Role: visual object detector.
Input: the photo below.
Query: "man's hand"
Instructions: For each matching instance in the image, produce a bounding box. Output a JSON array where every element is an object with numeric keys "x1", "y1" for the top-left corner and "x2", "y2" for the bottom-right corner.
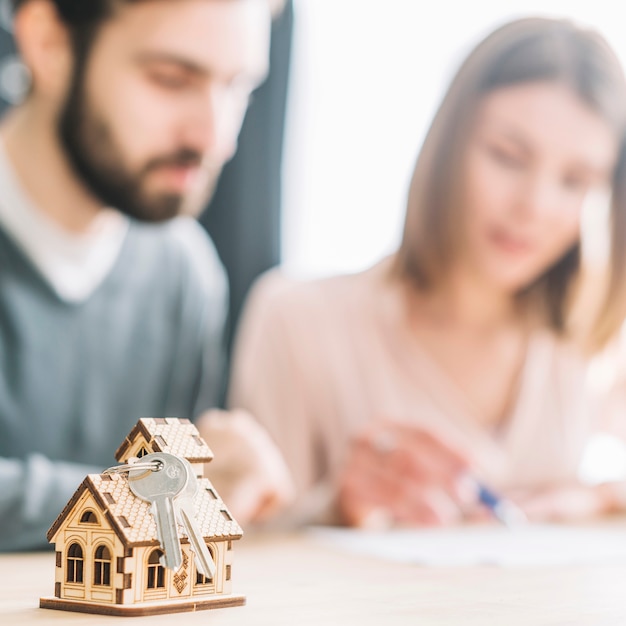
[
  {"x1": 338, "y1": 420, "x2": 474, "y2": 528},
  {"x1": 195, "y1": 409, "x2": 295, "y2": 525}
]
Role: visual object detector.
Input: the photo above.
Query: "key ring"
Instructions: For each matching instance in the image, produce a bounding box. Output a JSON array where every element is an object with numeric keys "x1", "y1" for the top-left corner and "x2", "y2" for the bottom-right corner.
[{"x1": 103, "y1": 460, "x2": 163, "y2": 477}]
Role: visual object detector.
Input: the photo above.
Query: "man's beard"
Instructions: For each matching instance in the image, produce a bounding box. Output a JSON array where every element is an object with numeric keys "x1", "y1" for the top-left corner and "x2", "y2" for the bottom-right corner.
[{"x1": 57, "y1": 67, "x2": 220, "y2": 222}]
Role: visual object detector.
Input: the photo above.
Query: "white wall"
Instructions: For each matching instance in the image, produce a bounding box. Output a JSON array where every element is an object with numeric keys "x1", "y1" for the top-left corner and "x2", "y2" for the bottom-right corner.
[{"x1": 281, "y1": 0, "x2": 626, "y2": 279}]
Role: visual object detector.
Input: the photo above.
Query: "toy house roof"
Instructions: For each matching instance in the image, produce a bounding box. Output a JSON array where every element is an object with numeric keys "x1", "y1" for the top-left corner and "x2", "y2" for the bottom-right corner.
[
  {"x1": 47, "y1": 472, "x2": 243, "y2": 546},
  {"x1": 115, "y1": 417, "x2": 214, "y2": 463}
]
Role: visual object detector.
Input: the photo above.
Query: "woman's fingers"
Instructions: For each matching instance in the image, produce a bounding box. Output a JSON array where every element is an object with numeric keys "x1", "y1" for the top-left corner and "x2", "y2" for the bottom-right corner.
[
  {"x1": 339, "y1": 421, "x2": 475, "y2": 527},
  {"x1": 513, "y1": 484, "x2": 610, "y2": 522}
]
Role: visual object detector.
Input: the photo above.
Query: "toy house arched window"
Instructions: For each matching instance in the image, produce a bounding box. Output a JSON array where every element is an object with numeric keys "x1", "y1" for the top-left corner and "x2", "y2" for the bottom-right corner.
[
  {"x1": 93, "y1": 545, "x2": 111, "y2": 586},
  {"x1": 79, "y1": 510, "x2": 97, "y2": 524},
  {"x1": 66, "y1": 543, "x2": 84, "y2": 584},
  {"x1": 195, "y1": 546, "x2": 215, "y2": 586},
  {"x1": 147, "y1": 549, "x2": 165, "y2": 589}
]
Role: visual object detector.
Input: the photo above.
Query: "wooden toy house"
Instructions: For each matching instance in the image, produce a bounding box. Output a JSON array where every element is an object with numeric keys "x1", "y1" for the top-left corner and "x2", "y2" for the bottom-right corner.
[{"x1": 39, "y1": 417, "x2": 245, "y2": 616}]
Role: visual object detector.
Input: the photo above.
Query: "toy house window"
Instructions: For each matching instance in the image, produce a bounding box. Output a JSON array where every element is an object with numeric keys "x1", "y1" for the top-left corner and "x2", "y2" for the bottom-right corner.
[
  {"x1": 136, "y1": 446, "x2": 149, "y2": 458},
  {"x1": 94, "y1": 545, "x2": 112, "y2": 586},
  {"x1": 146, "y1": 549, "x2": 165, "y2": 589},
  {"x1": 66, "y1": 543, "x2": 84, "y2": 584},
  {"x1": 195, "y1": 571, "x2": 213, "y2": 585},
  {"x1": 79, "y1": 510, "x2": 97, "y2": 524},
  {"x1": 195, "y1": 546, "x2": 215, "y2": 585}
]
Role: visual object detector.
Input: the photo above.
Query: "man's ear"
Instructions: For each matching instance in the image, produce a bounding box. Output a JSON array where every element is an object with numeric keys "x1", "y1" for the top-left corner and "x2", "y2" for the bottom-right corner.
[{"x1": 12, "y1": 0, "x2": 73, "y2": 99}]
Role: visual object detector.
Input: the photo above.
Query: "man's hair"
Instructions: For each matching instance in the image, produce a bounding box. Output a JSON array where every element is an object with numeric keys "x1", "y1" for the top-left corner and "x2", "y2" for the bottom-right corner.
[
  {"x1": 12, "y1": 0, "x2": 285, "y2": 22},
  {"x1": 12, "y1": 0, "x2": 115, "y2": 22},
  {"x1": 13, "y1": 0, "x2": 285, "y2": 76},
  {"x1": 393, "y1": 16, "x2": 626, "y2": 351}
]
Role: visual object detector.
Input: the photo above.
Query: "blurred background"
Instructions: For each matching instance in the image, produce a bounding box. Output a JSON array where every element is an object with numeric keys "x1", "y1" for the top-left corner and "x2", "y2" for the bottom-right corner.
[
  {"x1": 0, "y1": 0, "x2": 624, "y2": 334},
  {"x1": 281, "y1": 0, "x2": 626, "y2": 280},
  {"x1": 1, "y1": 0, "x2": 625, "y2": 479}
]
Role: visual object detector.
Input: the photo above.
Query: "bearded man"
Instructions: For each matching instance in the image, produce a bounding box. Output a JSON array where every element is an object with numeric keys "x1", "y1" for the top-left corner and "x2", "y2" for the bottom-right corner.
[{"x1": 0, "y1": 0, "x2": 292, "y2": 550}]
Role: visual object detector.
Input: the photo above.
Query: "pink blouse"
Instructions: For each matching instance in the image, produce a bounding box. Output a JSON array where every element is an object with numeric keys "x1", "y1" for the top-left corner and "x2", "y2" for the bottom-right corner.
[{"x1": 229, "y1": 258, "x2": 600, "y2": 516}]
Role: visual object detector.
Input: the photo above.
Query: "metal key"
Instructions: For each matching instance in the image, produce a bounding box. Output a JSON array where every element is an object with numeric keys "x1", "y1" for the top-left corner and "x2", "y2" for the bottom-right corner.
[
  {"x1": 175, "y1": 459, "x2": 216, "y2": 579},
  {"x1": 129, "y1": 452, "x2": 188, "y2": 572}
]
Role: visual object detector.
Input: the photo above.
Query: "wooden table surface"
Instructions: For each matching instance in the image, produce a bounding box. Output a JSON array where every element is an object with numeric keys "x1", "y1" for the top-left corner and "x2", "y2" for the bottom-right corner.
[{"x1": 3, "y1": 530, "x2": 626, "y2": 625}]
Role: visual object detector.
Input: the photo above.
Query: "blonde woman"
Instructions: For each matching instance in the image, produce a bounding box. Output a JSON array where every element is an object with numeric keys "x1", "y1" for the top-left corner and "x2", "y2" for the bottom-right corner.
[{"x1": 229, "y1": 17, "x2": 626, "y2": 527}]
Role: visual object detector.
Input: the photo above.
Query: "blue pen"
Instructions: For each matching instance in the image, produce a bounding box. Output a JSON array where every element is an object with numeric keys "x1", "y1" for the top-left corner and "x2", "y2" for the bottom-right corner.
[{"x1": 476, "y1": 481, "x2": 528, "y2": 528}]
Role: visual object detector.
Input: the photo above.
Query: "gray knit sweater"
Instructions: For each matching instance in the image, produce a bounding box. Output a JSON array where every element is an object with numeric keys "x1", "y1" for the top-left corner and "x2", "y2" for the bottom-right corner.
[{"x1": 0, "y1": 217, "x2": 228, "y2": 550}]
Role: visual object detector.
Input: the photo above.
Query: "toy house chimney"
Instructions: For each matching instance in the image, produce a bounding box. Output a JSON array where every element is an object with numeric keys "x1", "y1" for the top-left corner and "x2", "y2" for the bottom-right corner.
[{"x1": 114, "y1": 417, "x2": 214, "y2": 479}]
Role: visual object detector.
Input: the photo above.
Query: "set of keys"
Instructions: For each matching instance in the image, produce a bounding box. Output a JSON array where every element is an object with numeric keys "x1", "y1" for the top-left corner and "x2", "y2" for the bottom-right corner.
[{"x1": 105, "y1": 452, "x2": 216, "y2": 578}]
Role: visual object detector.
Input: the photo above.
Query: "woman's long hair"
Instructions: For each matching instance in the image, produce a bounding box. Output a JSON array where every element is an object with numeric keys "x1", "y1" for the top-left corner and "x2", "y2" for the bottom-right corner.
[{"x1": 394, "y1": 17, "x2": 626, "y2": 351}]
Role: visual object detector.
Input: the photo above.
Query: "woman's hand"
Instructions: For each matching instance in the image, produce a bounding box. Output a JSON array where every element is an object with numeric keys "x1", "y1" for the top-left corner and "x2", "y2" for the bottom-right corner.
[
  {"x1": 338, "y1": 420, "x2": 474, "y2": 528},
  {"x1": 195, "y1": 409, "x2": 296, "y2": 525},
  {"x1": 507, "y1": 482, "x2": 622, "y2": 522}
]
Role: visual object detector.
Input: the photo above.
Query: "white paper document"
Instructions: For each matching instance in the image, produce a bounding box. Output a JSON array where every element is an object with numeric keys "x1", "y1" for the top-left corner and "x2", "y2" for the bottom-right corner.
[{"x1": 310, "y1": 524, "x2": 626, "y2": 567}]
